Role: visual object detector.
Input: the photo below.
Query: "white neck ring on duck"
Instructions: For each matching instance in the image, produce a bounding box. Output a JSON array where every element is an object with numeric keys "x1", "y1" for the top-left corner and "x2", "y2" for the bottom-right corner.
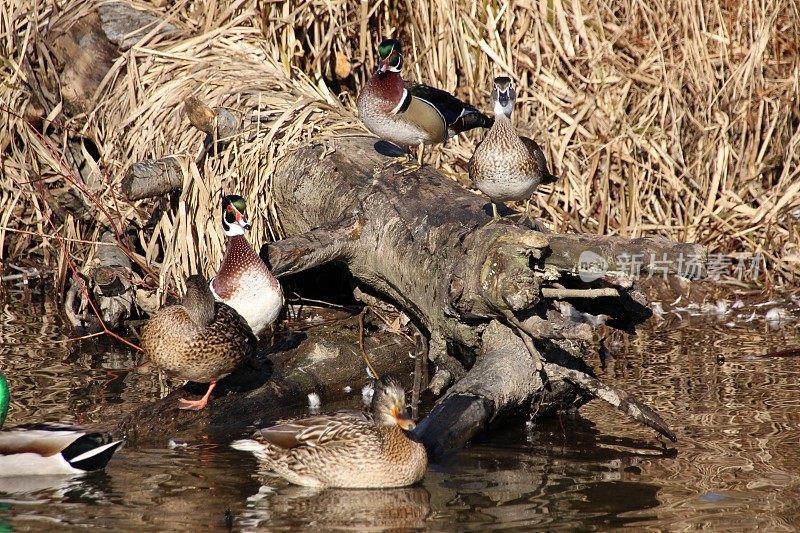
[{"x1": 223, "y1": 222, "x2": 246, "y2": 237}]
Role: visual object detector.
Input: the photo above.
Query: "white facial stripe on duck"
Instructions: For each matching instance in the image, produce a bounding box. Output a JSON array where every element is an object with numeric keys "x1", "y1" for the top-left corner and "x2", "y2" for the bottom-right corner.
[
  {"x1": 222, "y1": 195, "x2": 250, "y2": 237},
  {"x1": 377, "y1": 39, "x2": 403, "y2": 74}
]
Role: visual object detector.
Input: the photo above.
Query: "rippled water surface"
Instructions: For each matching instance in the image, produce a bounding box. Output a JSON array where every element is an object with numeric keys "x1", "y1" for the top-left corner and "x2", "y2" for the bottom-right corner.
[{"x1": 1, "y1": 287, "x2": 800, "y2": 531}]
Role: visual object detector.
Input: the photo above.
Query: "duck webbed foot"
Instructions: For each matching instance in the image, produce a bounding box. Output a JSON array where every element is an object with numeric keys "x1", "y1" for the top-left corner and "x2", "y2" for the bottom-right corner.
[{"x1": 178, "y1": 380, "x2": 217, "y2": 410}]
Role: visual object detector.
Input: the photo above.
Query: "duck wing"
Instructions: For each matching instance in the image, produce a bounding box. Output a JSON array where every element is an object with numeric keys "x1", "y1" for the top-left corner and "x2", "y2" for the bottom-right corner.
[
  {"x1": 405, "y1": 82, "x2": 493, "y2": 133},
  {"x1": 256, "y1": 411, "x2": 371, "y2": 450},
  {"x1": 521, "y1": 136, "x2": 558, "y2": 184},
  {"x1": 0, "y1": 423, "x2": 123, "y2": 475},
  {"x1": 0, "y1": 423, "x2": 86, "y2": 456}
]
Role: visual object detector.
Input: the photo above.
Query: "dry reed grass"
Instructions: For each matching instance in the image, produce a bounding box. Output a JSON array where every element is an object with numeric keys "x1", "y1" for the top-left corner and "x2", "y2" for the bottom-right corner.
[{"x1": 0, "y1": 0, "x2": 798, "y2": 305}]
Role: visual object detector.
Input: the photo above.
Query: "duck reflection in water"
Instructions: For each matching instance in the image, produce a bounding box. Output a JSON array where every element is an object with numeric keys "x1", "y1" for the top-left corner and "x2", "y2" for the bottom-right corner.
[{"x1": 239, "y1": 484, "x2": 431, "y2": 530}]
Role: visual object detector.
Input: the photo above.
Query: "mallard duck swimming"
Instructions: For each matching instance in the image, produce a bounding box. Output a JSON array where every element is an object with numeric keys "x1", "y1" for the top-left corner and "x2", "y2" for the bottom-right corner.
[
  {"x1": 141, "y1": 274, "x2": 257, "y2": 410},
  {"x1": 210, "y1": 195, "x2": 283, "y2": 338},
  {"x1": 231, "y1": 374, "x2": 427, "y2": 488},
  {"x1": 0, "y1": 373, "x2": 123, "y2": 476}
]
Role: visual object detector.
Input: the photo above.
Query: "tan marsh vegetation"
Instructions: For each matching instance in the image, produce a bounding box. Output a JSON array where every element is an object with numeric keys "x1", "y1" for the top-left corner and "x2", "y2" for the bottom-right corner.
[{"x1": 0, "y1": 0, "x2": 798, "y2": 301}]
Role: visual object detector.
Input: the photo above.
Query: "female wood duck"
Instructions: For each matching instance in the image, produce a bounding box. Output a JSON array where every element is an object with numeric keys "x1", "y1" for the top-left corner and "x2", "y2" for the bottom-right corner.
[
  {"x1": 141, "y1": 274, "x2": 256, "y2": 410},
  {"x1": 210, "y1": 195, "x2": 283, "y2": 338},
  {"x1": 357, "y1": 38, "x2": 493, "y2": 152},
  {"x1": 469, "y1": 76, "x2": 557, "y2": 219},
  {"x1": 0, "y1": 373, "x2": 123, "y2": 476},
  {"x1": 231, "y1": 374, "x2": 427, "y2": 488}
]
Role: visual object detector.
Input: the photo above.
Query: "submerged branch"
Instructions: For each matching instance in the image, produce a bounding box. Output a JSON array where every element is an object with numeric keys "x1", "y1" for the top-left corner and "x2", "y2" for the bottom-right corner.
[{"x1": 544, "y1": 362, "x2": 678, "y2": 442}]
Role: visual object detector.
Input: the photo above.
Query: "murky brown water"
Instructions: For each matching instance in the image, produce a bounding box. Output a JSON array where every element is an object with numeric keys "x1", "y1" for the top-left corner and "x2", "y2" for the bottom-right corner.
[{"x1": 1, "y1": 286, "x2": 799, "y2": 531}]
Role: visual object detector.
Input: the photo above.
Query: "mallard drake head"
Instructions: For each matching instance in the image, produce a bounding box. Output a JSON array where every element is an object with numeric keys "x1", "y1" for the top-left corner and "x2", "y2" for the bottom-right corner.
[
  {"x1": 491, "y1": 76, "x2": 516, "y2": 118},
  {"x1": 376, "y1": 39, "x2": 403, "y2": 75},
  {"x1": 221, "y1": 195, "x2": 251, "y2": 237},
  {"x1": 372, "y1": 374, "x2": 415, "y2": 430},
  {"x1": 0, "y1": 373, "x2": 9, "y2": 428}
]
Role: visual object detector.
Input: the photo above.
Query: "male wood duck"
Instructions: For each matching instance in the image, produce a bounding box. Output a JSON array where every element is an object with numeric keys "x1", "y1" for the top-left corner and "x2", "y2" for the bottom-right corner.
[
  {"x1": 357, "y1": 38, "x2": 493, "y2": 157},
  {"x1": 0, "y1": 373, "x2": 123, "y2": 476},
  {"x1": 469, "y1": 76, "x2": 557, "y2": 219},
  {"x1": 141, "y1": 274, "x2": 256, "y2": 410},
  {"x1": 210, "y1": 195, "x2": 283, "y2": 338},
  {"x1": 232, "y1": 374, "x2": 427, "y2": 488}
]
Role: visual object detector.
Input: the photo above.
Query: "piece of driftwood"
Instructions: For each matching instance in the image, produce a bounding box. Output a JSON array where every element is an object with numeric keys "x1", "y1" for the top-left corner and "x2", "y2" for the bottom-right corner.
[
  {"x1": 63, "y1": 230, "x2": 136, "y2": 332},
  {"x1": 120, "y1": 157, "x2": 183, "y2": 201},
  {"x1": 92, "y1": 230, "x2": 136, "y2": 328},
  {"x1": 251, "y1": 136, "x2": 692, "y2": 452}
]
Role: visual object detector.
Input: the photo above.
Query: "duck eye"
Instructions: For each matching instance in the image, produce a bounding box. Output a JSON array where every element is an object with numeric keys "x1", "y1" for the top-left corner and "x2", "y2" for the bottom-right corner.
[{"x1": 226, "y1": 204, "x2": 233, "y2": 213}]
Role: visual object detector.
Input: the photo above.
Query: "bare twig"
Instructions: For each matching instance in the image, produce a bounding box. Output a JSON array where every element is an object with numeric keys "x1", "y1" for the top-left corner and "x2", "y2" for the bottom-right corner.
[
  {"x1": 543, "y1": 363, "x2": 678, "y2": 442},
  {"x1": 358, "y1": 308, "x2": 381, "y2": 379},
  {"x1": 541, "y1": 287, "x2": 620, "y2": 299}
]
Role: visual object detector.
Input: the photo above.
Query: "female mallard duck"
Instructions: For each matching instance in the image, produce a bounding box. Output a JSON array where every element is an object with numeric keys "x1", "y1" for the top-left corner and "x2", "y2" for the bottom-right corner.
[
  {"x1": 141, "y1": 274, "x2": 256, "y2": 410},
  {"x1": 357, "y1": 38, "x2": 492, "y2": 152},
  {"x1": 210, "y1": 194, "x2": 283, "y2": 338},
  {"x1": 469, "y1": 76, "x2": 557, "y2": 219},
  {"x1": 231, "y1": 374, "x2": 427, "y2": 488},
  {"x1": 0, "y1": 373, "x2": 123, "y2": 476}
]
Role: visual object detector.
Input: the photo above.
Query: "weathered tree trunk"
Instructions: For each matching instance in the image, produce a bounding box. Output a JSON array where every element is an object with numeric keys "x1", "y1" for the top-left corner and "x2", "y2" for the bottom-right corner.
[{"x1": 257, "y1": 136, "x2": 687, "y2": 452}]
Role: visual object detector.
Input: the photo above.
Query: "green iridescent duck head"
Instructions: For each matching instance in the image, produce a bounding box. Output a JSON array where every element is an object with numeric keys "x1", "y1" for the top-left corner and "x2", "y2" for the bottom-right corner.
[
  {"x1": 221, "y1": 194, "x2": 251, "y2": 237},
  {"x1": 376, "y1": 39, "x2": 403, "y2": 75},
  {"x1": 0, "y1": 373, "x2": 9, "y2": 428}
]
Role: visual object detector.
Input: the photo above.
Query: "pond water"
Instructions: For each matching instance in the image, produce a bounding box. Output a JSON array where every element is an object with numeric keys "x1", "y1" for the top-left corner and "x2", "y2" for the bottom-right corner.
[{"x1": 1, "y1": 286, "x2": 799, "y2": 530}]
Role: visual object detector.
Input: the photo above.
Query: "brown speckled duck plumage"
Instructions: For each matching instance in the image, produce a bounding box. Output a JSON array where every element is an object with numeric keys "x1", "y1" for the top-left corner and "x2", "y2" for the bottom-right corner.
[
  {"x1": 141, "y1": 274, "x2": 256, "y2": 410},
  {"x1": 232, "y1": 374, "x2": 427, "y2": 488},
  {"x1": 469, "y1": 76, "x2": 557, "y2": 218}
]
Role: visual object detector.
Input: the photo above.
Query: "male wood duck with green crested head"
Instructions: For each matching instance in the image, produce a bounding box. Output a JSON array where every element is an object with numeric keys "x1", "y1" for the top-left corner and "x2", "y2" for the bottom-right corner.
[
  {"x1": 231, "y1": 374, "x2": 427, "y2": 488},
  {"x1": 357, "y1": 38, "x2": 493, "y2": 151},
  {"x1": 0, "y1": 373, "x2": 123, "y2": 476},
  {"x1": 469, "y1": 76, "x2": 557, "y2": 219},
  {"x1": 210, "y1": 194, "x2": 283, "y2": 338},
  {"x1": 141, "y1": 274, "x2": 256, "y2": 410}
]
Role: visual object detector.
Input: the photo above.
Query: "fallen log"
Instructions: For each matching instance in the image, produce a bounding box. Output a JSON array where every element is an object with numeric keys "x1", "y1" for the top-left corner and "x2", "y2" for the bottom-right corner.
[{"x1": 259, "y1": 135, "x2": 687, "y2": 451}]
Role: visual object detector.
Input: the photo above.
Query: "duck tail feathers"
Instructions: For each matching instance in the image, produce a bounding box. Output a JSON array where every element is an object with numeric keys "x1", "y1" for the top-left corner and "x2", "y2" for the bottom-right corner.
[
  {"x1": 64, "y1": 435, "x2": 123, "y2": 472},
  {"x1": 454, "y1": 111, "x2": 493, "y2": 132}
]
